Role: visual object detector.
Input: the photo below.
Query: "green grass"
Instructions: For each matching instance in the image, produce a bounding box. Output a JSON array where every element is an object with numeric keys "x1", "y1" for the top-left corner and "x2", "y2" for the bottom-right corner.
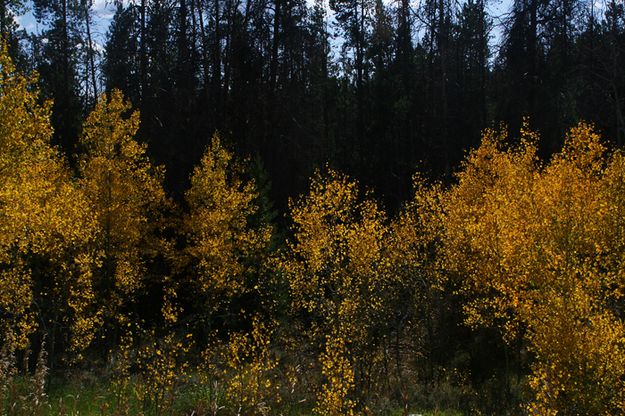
[
  {"x1": 46, "y1": 378, "x2": 133, "y2": 416},
  {"x1": 1, "y1": 374, "x2": 466, "y2": 416}
]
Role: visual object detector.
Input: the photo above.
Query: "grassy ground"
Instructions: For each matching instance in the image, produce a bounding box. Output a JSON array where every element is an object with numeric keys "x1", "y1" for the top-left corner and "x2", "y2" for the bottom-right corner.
[
  {"x1": 4, "y1": 373, "x2": 463, "y2": 416},
  {"x1": 44, "y1": 379, "x2": 462, "y2": 415}
]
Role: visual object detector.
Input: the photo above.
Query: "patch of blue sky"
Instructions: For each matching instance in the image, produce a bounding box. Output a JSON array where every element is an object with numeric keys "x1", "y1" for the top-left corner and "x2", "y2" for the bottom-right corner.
[
  {"x1": 15, "y1": 0, "x2": 513, "y2": 42},
  {"x1": 15, "y1": 0, "x2": 118, "y2": 42},
  {"x1": 14, "y1": 0, "x2": 614, "y2": 51},
  {"x1": 12, "y1": 0, "x2": 536, "y2": 71}
]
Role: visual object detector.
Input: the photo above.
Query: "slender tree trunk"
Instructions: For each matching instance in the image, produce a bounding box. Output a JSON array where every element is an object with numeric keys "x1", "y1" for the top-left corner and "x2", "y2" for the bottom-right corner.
[
  {"x1": 85, "y1": 1, "x2": 98, "y2": 104},
  {"x1": 528, "y1": 0, "x2": 538, "y2": 116},
  {"x1": 177, "y1": 0, "x2": 189, "y2": 75},
  {"x1": 62, "y1": 0, "x2": 69, "y2": 96},
  {"x1": 322, "y1": 16, "x2": 330, "y2": 154},
  {"x1": 438, "y1": 0, "x2": 449, "y2": 172},
  {"x1": 222, "y1": 0, "x2": 233, "y2": 119},
  {"x1": 269, "y1": 0, "x2": 280, "y2": 93},
  {"x1": 267, "y1": 0, "x2": 281, "y2": 152},
  {"x1": 355, "y1": 0, "x2": 364, "y2": 153},
  {"x1": 0, "y1": 0, "x2": 6, "y2": 40},
  {"x1": 196, "y1": 0, "x2": 211, "y2": 89},
  {"x1": 478, "y1": 0, "x2": 486, "y2": 127},
  {"x1": 609, "y1": 3, "x2": 625, "y2": 146},
  {"x1": 212, "y1": 0, "x2": 222, "y2": 127},
  {"x1": 190, "y1": 0, "x2": 198, "y2": 66},
  {"x1": 140, "y1": 0, "x2": 148, "y2": 102}
]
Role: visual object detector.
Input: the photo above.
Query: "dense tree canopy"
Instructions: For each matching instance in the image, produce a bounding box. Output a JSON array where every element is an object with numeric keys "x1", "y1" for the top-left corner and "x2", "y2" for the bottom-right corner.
[
  {"x1": 0, "y1": 0, "x2": 625, "y2": 412},
  {"x1": 5, "y1": 0, "x2": 622, "y2": 209}
]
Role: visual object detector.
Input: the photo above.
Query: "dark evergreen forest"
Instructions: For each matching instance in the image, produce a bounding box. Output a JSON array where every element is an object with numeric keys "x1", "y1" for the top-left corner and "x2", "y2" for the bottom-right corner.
[{"x1": 2, "y1": 0, "x2": 624, "y2": 209}]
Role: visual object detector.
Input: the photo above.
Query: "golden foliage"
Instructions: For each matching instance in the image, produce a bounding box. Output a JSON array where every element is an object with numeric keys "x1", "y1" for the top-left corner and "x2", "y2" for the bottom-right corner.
[
  {"x1": 135, "y1": 330, "x2": 193, "y2": 413},
  {"x1": 109, "y1": 321, "x2": 193, "y2": 415},
  {"x1": 183, "y1": 134, "x2": 271, "y2": 309},
  {"x1": 2, "y1": 44, "x2": 624, "y2": 414},
  {"x1": 78, "y1": 90, "x2": 169, "y2": 335},
  {"x1": 315, "y1": 334, "x2": 355, "y2": 416},
  {"x1": 440, "y1": 121, "x2": 625, "y2": 414},
  {"x1": 278, "y1": 168, "x2": 390, "y2": 414},
  {"x1": 219, "y1": 316, "x2": 279, "y2": 415},
  {"x1": 181, "y1": 136, "x2": 278, "y2": 413},
  {"x1": 0, "y1": 45, "x2": 99, "y2": 352}
]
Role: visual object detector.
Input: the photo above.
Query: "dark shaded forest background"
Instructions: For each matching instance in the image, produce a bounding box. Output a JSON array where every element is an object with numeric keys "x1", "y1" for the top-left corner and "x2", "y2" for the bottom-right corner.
[{"x1": 1, "y1": 0, "x2": 624, "y2": 210}]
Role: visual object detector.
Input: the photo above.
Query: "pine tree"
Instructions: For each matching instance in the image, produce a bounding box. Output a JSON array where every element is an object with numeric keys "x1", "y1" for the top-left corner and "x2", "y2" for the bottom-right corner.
[{"x1": 33, "y1": 0, "x2": 84, "y2": 155}]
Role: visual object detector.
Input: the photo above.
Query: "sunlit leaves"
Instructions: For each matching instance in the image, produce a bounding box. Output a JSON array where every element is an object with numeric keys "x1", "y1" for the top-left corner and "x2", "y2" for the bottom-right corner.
[
  {"x1": 440, "y1": 121, "x2": 625, "y2": 414},
  {"x1": 78, "y1": 89, "x2": 170, "y2": 343},
  {"x1": 278, "y1": 168, "x2": 390, "y2": 414},
  {"x1": 182, "y1": 134, "x2": 271, "y2": 311},
  {"x1": 2, "y1": 41, "x2": 625, "y2": 414},
  {"x1": 0, "y1": 45, "x2": 99, "y2": 352}
]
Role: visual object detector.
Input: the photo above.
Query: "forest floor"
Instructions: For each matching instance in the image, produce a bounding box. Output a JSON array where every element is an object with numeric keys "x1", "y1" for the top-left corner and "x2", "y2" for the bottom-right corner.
[{"x1": 36, "y1": 375, "x2": 463, "y2": 416}]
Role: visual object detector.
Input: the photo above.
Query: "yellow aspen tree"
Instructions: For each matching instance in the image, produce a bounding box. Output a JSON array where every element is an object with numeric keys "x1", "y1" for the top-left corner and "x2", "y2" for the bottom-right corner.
[
  {"x1": 440, "y1": 121, "x2": 625, "y2": 414},
  {"x1": 182, "y1": 134, "x2": 272, "y2": 316},
  {"x1": 278, "y1": 168, "x2": 390, "y2": 415},
  {"x1": 219, "y1": 315, "x2": 280, "y2": 415},
  {"x1": 442, "y1": 123, "x2": 539, "y2": 338},
  {"x1": 385, "y1": 175, "x2": 445, "y2": 399},
  {"x1": 0, "y1": 45, "x2": 99, "y2": 354},
  {"x1": 78, "y1": 90, "x2": 170, "y2": 340},
  {"x1": 523, "y1": 123, "x2": 625, "y2": 414},
  {"x1": 182, "y1": 135, "x2": 277, "y2": 416}
]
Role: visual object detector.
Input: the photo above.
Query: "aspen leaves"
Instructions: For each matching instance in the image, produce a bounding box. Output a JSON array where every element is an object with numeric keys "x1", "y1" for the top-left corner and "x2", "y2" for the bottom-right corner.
[
  {"x1": 0, "y1": 45, "x2": 99, "y2": 352},
  {"x1": 439, "y1": 121, "x2": 625, "y2": 414},
  {"x1": 2, "y1": 43, "x2": 625, "y2": 415},
  {"x1": 278, "y1": 169, "x2": 389, "y2": 415},
  {"x1": 183, "y1": 135, "x2": 272, "y2": 310},
  {"x1": 78, "y1": 89, "x2": 169, "y2": 333},
  {"x1": 0, "y1": 47, "x2": 169, "y2": 354}
]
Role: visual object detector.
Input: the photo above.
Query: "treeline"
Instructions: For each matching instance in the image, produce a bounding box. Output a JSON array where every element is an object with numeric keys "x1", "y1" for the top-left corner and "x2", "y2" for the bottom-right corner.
[
  {"x1": 0, "y1": 0, "x2": 624, "y2": 207},
  {"x1": 1, "y1": 47, "x2": 625, "y2": 415}
]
